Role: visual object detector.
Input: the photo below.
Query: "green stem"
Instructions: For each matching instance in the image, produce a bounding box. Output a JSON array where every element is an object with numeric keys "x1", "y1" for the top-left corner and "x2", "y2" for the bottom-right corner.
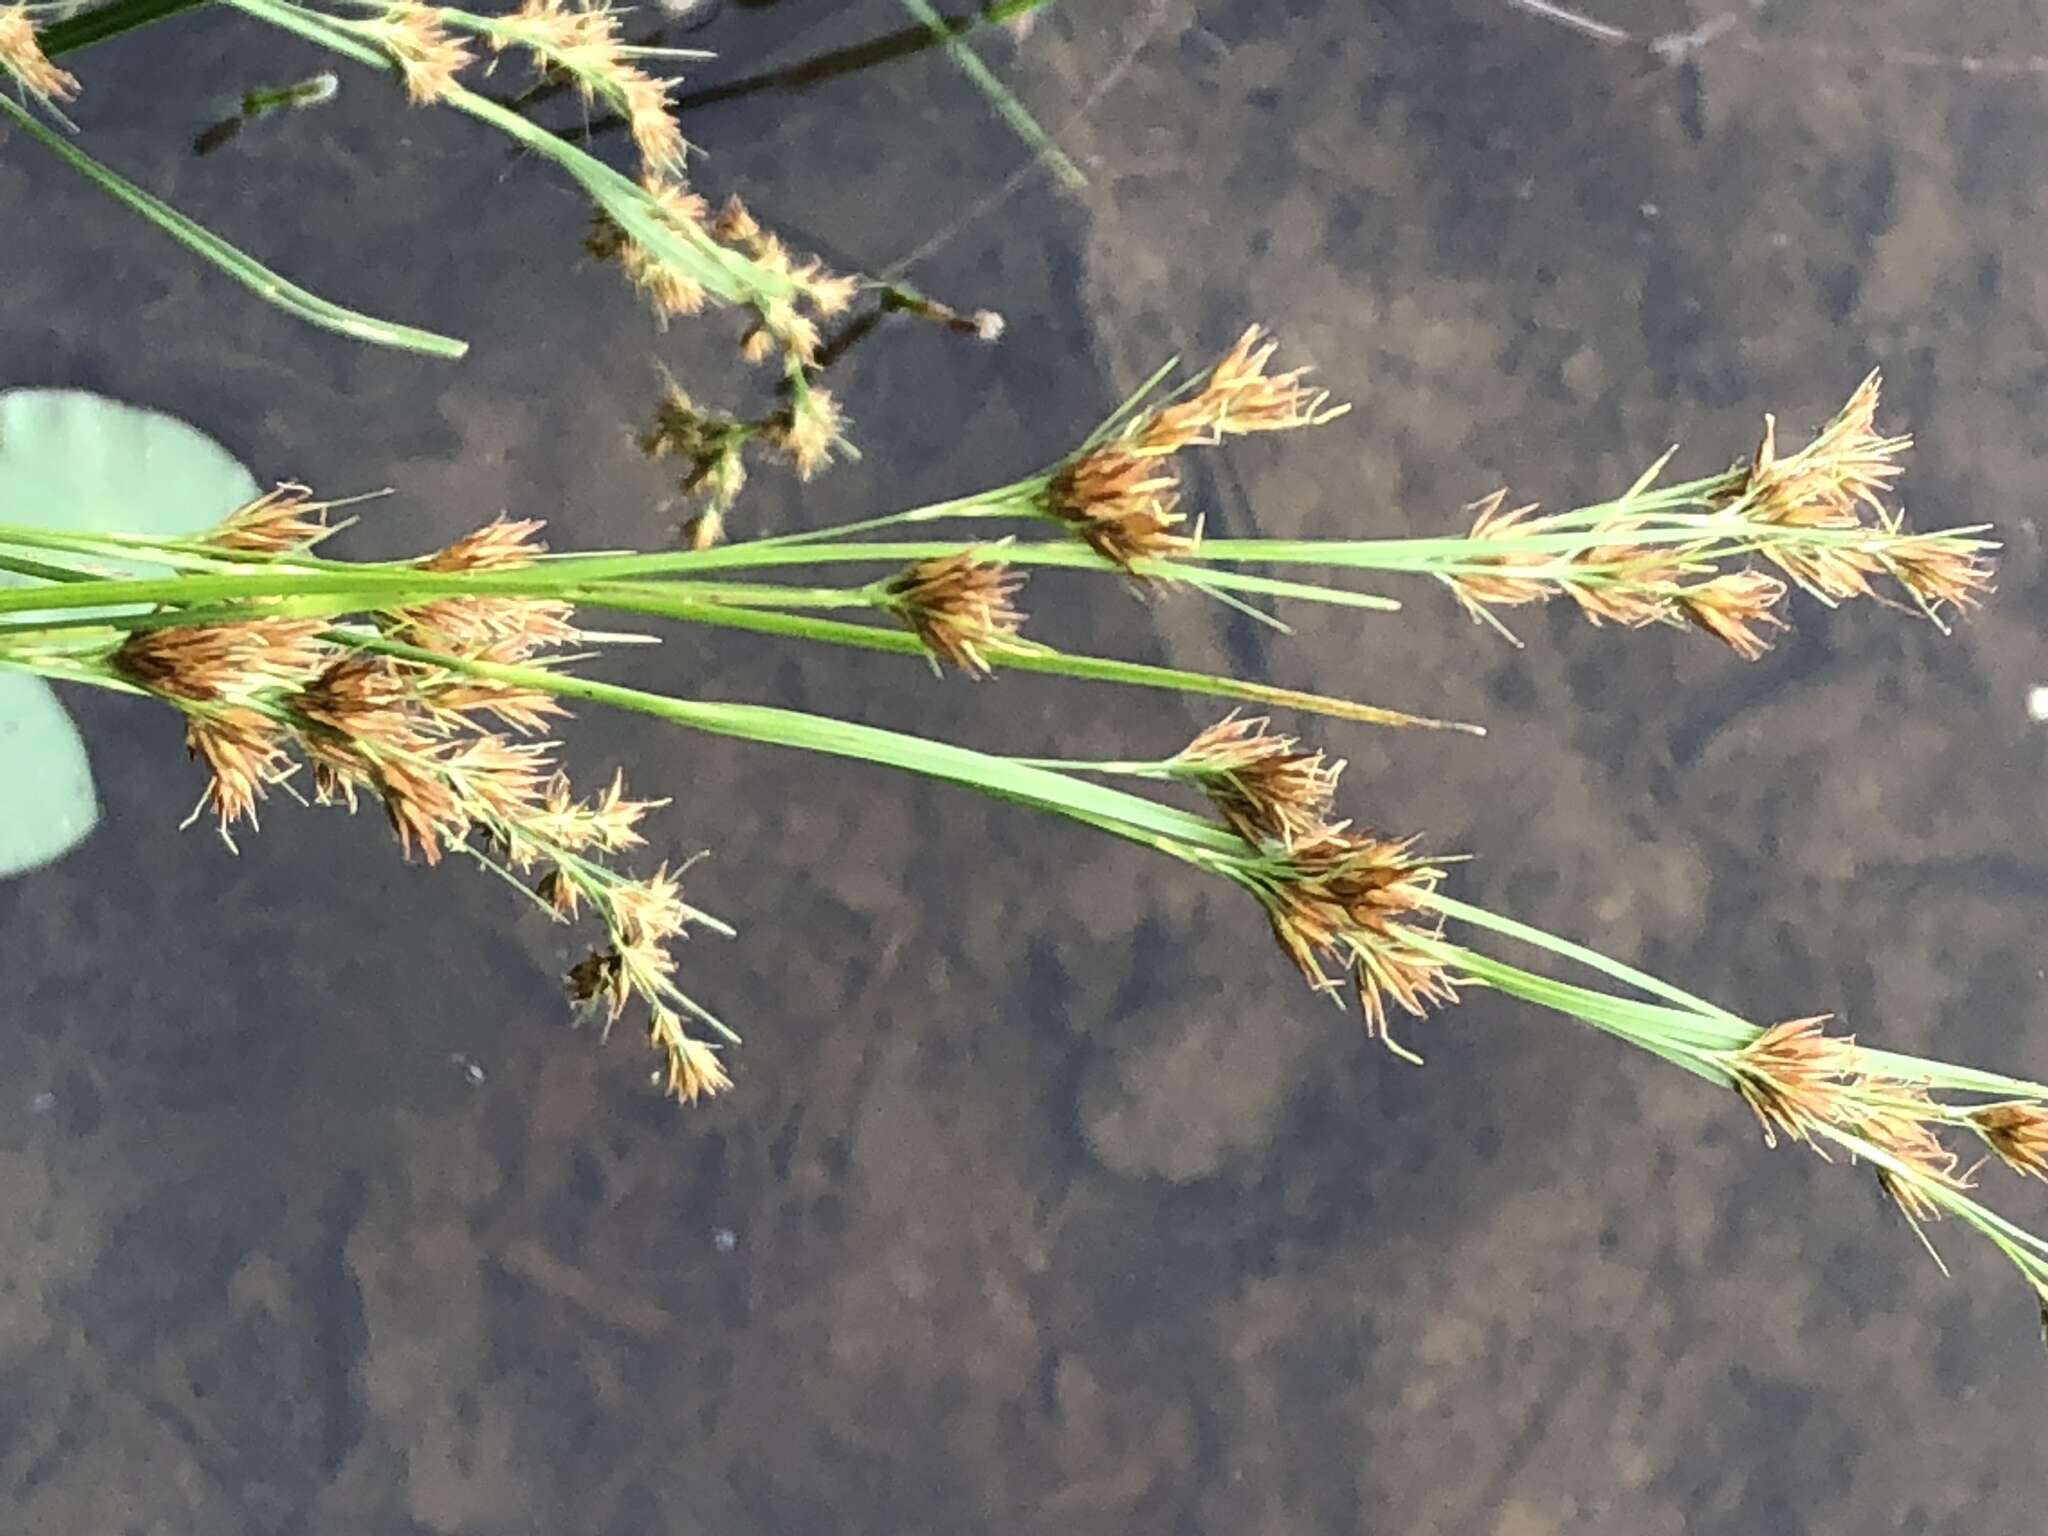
[
  {"x1": 1432, "y1": 942, "x2": 1733, "y2": 1081},
  {"x1": 352, "y1": 636, "x2": 1249, "y2": 857},
  {"x1": 0, "y1": 94, "x2": 467, "y2": 358},
  {"x1": 38, "y1": 0, "x2": 215, "y2": 56},
  {"x1": 602, "y1": 594, "x2": 1477, "y2": 731},
  {"x1": 1430, "y1": 893, "x2": 1755, "y2": 1036}
]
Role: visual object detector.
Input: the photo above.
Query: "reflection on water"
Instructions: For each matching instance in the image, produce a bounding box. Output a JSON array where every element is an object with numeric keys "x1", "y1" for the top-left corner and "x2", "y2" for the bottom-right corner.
[{"x1": 7, "y1": 0, "x2": 2048, "y2": 1530}]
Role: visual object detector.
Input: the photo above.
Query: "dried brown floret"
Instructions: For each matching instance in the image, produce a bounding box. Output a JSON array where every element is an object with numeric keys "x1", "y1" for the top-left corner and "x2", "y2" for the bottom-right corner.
[{"x1": 884, "y1": 551, "x2": 1027, "y2": 677}]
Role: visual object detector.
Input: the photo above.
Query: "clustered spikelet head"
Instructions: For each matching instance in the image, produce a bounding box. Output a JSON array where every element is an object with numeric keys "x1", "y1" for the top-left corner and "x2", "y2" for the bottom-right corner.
[
  {"x1": 1735, "y1": 372, "x2": 1907, "y2": 531},
  {"x1": 1446, "y1": 490, "x2": 1685, "y2": 631},
  {"x1": 1252, "y1": 830, "x2": 1457, "y2": 1060},
  {"x1": 768, "y1": 386, "x2": 845, "y2": 480},
  {"x1": 386, "y1": 515, "x2": 581, "y2": 654},
  {"x1": 586, "y1": 180, "x2": 713, "y2": 323},
  {"x1": 1169, "y1": 714, "x2": 1343, "y2": 848},
  {"x1": 585, "y1": 181, "x2": 857, "y2": 355},
  {"x1": 1173, "y1": 714, "x2": 1453, "y2": 1058},
  {"x1": 483, "y1": 0, "x2": 687, "y2": 176},
  {"x1": 360, "y1": 2, "x2": 473, "y2": 105},
  {"x1": 1971, "y1": 1102, "x2": 2048, "y2": 1181},
  {"x1": 0, "y1": 6, "x2": 79, "y2": 105},
  {"x1": 97, "y1": 508, "x2": 730, "y2": 1103},
  {"x1": 205, "y1": 484, "x2": 341, "y2": 556},
  {"x1": 637, "y1": 382, "x2": 750, "y2": 527},
  {"x1": 1446, "y1": 374, "x2": 1994, "y2": 655},
  {"x1": 1726, "y1": 1015, "x2": 1865, "y2": 1148},
  {"x1": 883, "y1": 550, "x2": 1026, "y2": 677},
  {"x1": 1049, "y1": 328, "x2": 1346, "y2": 574},
  {"x1": 1674, "y1": 570, "x2": 1789, "y2": 661},
  {"x1": 1723, "y1": 1017, "x2": 1979, "y2": 1238},
  {"x1": 563, "y1": 856, "x2": 733, "y2": 1104}
]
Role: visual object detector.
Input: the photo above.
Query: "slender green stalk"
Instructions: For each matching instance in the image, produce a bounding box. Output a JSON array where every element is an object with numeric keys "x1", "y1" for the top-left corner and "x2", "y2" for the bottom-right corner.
[
  {"x1": 215, "y1": 0, "x2": 798, "y2": 309},
  {"x1": 0, "y1": 94, "x2": 467, "y2": 358},
  {"x1": 37, "y1": 0, "x2": 214, "y2": 57},
  {"x1": 595, "y1": 593, "x2": 1477, "y2": 731},
  {"x1": 893, "y1": 0, "x2": 1084, "y2": 190},
  {"x1": 352, "y1": 635, "x2": 1249, "y2": 857}
]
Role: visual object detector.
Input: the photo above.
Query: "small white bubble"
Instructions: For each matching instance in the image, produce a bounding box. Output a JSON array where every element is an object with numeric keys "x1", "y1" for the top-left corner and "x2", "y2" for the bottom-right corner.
[
  {"x1": 30, "y1": 1091, "x2": 55, "y2": 1114},
  {"x1": 2027, "y1": 686, "x2": 2048, "y2": 723},
  {"x1": 712, "y1": 1227, "x2": 738, "y2": 1254}
]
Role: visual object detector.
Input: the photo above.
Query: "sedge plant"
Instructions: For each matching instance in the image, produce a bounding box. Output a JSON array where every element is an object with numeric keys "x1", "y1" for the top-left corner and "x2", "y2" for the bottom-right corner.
[{"x1": 6, "y1": 6, "x2": 2048, "y2": 1348}]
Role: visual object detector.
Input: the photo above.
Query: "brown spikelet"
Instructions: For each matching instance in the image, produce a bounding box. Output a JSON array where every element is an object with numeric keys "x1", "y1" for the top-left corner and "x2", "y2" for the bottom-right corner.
[
  {"x1": 207, "y1": 484, "x2": 337, "y2": 555},
  {"x1": 620, "y1": 71, "x2": 684, "y2": 177},
  {"x1": 884, "y1": 551, "x2": 1027, "y2": 676},
  {"x1": 568, "y1": 947, "x2": 631, "y2": 1025},
  {"x1": 1880, "y1": 518, "x2": 1997, "y2": 618},
  {"x1": 1676, "y1": 570, "x2": 1789, "y2": 660},
  {"x1": 771, "y1": 388, "x2": 843, "y2": 480},
  {"x1": 417, "y1": 515, "x2": 548, "y2": 572},
  {"x1": 420, "y1": 656, "x2": 569, "y2": 735},
  {"x1": 364, "y1": 2, "x2": 473, "y2": 104},
  {"x1": 371, "y1": 748, "x2": 469, "y2": 865},
  {"x1": 1171, "y1": 714, "x2": 1342, "y2": 848},
  {"x1": 113, "y1": 619, "x2": 332, "y2": 703},
  {"x1": 647, "y1": 1009, "x2": 731, "y2": 1103},
  {"x1": 0, "y1": 6, "x2": 79, "y2": 104},
  {"x1": 185, "y1": 707, "x2": 296, "y2": 831},
  {"x1": 1139, "y1": 326, "x2": 1346, "y2": 450},
  {"x1": 292, "y1": 654, "x2": 421, "y2": 752},
  {"x1": 1736, "y1": 372, "x2": 1910, "y2": 529},
  {"x1": 388, "y1": 596, "x2": 580, "y2": 658},
  {"x1": 1726, "y1": 1016, "x2": 1859, "y2": 1148},
  {"x1": 1252, "y1": 829, "x2": 1457, "y2": 1060},
  {"x1": 536, "y1": 867, "x2": 582, "y2": 920},
  {"x1": 1971, "y1": 1102, "x2": 2048, "y2": 1181}
]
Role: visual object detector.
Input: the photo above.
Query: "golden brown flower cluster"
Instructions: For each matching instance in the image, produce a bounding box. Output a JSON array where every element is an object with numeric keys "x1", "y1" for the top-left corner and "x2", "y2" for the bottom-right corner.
[
  {"x1": 359, "y1": 2, "x2": 474, "y2": 105},
  {"x1": 713, "y1": 194, "x2": 861, "y2": 366},
  {"x1": 207, "y1": 484, "x2": 346, "y2": 555},
  {"x1": 1726, "y1": 372, "x2": 1994, "y2": 617},
  {"x1": 1048, "y1": 328, "x2": 1348, "y2": 573},
  {"x1": 1177, "y1": 716, "x2": 1455, "y2": 1059},
  {"x1": 587, "y1": 183, "x2": 858, "y2": 377},
  {"x1": 638, "y1": 382, "x2": 749, "y2": 542},
  {"x1": 883, "y1": 550, "x2": 1027, "y2": 676},
  {"x1": 1254, "y1": 831, "x2": 1457, "y2": 1061},
  {"x1": 1447, "y1": 374, "x2": 1994, "y2": 656},
  {"x1": 0, "y1": 5, "x2": 78, "y2": 105},
  {"x1": 105, "y1": 491, "x2": 731, "y2": 1103},
  {"x1": 1723, "y1": 1016, "x2": 1989, "y2": 1231},
  {"x1": 484, "y1": 0, "x2": 684, "y2": 175},
  {"x1": 584, "y1": 179, "x2": 717, "y2": 323},
  {"x1": 1168, "y1": 713, "x2": 1343, "y2": 848},
  {"x1": 1450, "y1": 490, "x2": 1796, "y2": 655},
  {"x1": 635, "y1": 374, "x2": 846, "y2": 544},
  {"x1": 1970, "y1": 1101, "x2": 2048, "y2": 1182}
]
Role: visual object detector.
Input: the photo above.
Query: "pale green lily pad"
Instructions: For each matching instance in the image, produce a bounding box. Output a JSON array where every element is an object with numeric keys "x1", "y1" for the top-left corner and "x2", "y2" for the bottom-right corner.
[{"x1": 0, "y1": 390, "x2": 259, "y2": 878}]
